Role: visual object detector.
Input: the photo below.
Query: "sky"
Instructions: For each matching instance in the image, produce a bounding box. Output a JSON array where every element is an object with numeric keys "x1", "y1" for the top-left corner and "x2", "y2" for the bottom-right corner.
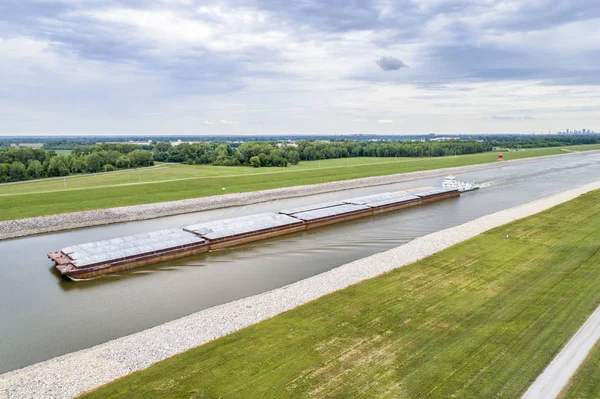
[{"x1": 1, "y1": 0, "x2": 599, "y2": 135}]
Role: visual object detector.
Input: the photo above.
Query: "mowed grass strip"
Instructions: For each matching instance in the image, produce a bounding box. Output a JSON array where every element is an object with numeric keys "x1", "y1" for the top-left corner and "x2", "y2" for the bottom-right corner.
[
  {"x1": 0, "y1": 146, "x2": 594, "y2": 221},
  {"x1": 0, "y1": 157, "x2": 453, "y2": 196},
  {"x1": 558, "y1": 338, "x2": 600, "y2": 398},
  {"x1": 81, "y1": 190, "x2": 600, "y2": 399}
]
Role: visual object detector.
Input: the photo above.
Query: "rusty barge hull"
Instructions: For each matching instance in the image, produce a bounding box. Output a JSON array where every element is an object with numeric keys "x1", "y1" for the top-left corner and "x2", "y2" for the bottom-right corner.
[
  {"x1": 49, "y1": 243, "x2": 210, "y2": 280},
  {"x1": 419, "y1": 191, "x2": 460, "y2": 203},
  {"x1": 301, "y1": 208, "x2": 376, "y2": 229},
  {"x1": 49, "y1": 188, "x2": 461, "y2": 280},
  {"x1": 206, "y1": 224, "x2": 307, "y2": 250}
]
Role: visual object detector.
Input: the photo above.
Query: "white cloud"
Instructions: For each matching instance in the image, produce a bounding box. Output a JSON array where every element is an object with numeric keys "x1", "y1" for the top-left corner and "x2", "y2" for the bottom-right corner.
[
  {"x1": 1, "y1": 1, "x2": 600, "y2": 134},
  {"x1": 491, "y1": 115, "x2": 534, "y2": 120},
  {"x1": 74, "y1": 6, "x2": 287, "y2": 53}
]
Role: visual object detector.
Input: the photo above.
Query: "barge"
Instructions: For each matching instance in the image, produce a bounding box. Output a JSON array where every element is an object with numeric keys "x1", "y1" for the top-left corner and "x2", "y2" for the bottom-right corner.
[{"x1": 49, "y1": 186, "x2": 461, "y2": 280}]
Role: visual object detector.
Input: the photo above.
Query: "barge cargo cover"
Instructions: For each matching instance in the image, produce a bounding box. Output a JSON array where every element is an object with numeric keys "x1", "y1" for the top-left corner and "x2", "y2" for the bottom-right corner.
[
  {"x1": 49, "y1": 186, "x2": 461, "y2": 280},
  {"x1": 184, "y1": 212, "x2": 305, "y2": 249},
  {"x1": 288, "y1": 204, "x2": 372, "y2": 228},
  {"x1": 49, "y1": 229, "x2": 208, "y2": 279},
  {"x1": 279, "y1": 201, "x2": 346, "y2": 216}
]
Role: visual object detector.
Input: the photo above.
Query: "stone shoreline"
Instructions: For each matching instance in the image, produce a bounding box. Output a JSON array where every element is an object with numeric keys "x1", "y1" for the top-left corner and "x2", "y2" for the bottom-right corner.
[
  {"x1": 1, "y1": 179, "x2": 599, "y2": 399},
  {"x1": 1, "y1": 150, "x2": 598, "y2": 241}
]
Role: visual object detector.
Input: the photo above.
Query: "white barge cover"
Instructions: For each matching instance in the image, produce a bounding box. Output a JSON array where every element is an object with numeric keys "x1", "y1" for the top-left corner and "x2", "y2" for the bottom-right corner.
[
  {"x1": 280, "y1": 200, "x2": 346, "y2": 215},
  {"x1": 290, "y1": 204, "x2": 370, "y2": 221},
  {"x1": 184, "y1": 212, "x2": 303, "y2": 241},
  {"x1": 343, "y1": 192, "x2": 399, "y2": 205},
  {"x1": 363, "y1": 194, "x2": 421, "y2": 208},
  {"x1": 412, "y1": 187, "x2": 457, "y2": 197},
  {"x1": 61, "y1": 229, "x2": 205, "y2": 268}
]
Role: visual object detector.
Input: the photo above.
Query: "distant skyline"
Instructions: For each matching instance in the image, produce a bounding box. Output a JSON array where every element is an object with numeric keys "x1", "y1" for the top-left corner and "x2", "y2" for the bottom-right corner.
[{"x1": 1, "y1": 1, "x2": 599, "y2": 135}]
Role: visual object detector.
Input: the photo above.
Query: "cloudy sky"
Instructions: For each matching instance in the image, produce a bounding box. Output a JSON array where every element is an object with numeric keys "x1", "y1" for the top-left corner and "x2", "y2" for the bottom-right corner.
[{"x1": 1, "y1": 0, "x2": 599, "y2": 135}]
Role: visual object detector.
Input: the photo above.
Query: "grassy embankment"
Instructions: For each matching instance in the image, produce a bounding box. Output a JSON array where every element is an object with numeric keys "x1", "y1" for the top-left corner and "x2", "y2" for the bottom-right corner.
[
  {"x1": 81, "y1": 189, "x2": 600, "y2": 398},
  {"x1": 0, "y1": 144, "x2": 599, "y2": 221},
  {"x1": 558, "y1": 340, "x2": 600, "y2": 398}
]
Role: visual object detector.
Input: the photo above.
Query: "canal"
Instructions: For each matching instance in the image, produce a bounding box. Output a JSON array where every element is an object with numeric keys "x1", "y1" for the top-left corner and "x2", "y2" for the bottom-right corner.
[{"x1": 1, "y1": 151, "x2": 599, "y2": 374}]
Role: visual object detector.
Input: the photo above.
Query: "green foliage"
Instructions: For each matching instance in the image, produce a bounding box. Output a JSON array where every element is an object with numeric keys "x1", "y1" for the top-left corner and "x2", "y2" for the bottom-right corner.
[
  {"x1": 71, "y1": 159, "x2": 85, "y2": 174},
  {"x1": 152, "y1": 139, "x2": 495, "y2": 168},
  {"x1": 0, "y1": 147, "x2": 48, "y2": 165},
  {"x1": 249, "y1": 156, "x2": 260, "y2": 168},
  {"x1": 116, "y1": 156, "x2": 130, "y2": 169},
  {"x1": 0, "y1": 143, "x2": 154, "y2": 182},
  {"x1": 86, "y1": 153, "x2": 103, "y2": 173},
  {"x1": 127, "y1": 149, "x2": 154, "y2": 167},
  {"x1": 0, "y1": 163, "x2": 11, "y2": 183},
  {"x1": 26, "y1": 160, "x2": 44, "y2": 179},
  {"x1": 9, "y1": 162, "x2": 27, "y2": 181},
  {"x1": 47, "y1": 156, "x2": 71, "y2": 176},
  {"x1": 43, "y1": 138, "x2": 96, "y2": 150}
]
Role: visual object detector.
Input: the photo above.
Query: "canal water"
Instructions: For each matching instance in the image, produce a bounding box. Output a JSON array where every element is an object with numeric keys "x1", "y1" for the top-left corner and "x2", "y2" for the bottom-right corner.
[{"x1": 1, "y1": 152, "x2": 600, "y2": 374}]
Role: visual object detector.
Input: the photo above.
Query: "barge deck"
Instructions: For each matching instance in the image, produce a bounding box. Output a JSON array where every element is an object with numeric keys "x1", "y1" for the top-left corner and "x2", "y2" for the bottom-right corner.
[{"x1": 49, "y1": 187, "x2": 460, "y2": 280}]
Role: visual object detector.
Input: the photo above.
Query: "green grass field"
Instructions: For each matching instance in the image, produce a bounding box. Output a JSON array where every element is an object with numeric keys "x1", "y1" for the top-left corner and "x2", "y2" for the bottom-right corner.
[
  {"x1": 81, "y1": 189, "x2": 600, "y2": 398},
  {"x1": 558, "y1": 340, "x2": 600, "y2": 398},
  {"x1": 0, "y1": 145, "x2": 598, "y2": 221},
  {"x1": 0, "y1": 157, "x2": 416, "y2": 195}
]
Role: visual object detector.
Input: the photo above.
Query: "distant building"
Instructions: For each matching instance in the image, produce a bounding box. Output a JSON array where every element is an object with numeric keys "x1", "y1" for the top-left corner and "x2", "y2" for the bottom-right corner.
[{"x1": 557, "y1": 128, "x2": 598, "y2": 135}]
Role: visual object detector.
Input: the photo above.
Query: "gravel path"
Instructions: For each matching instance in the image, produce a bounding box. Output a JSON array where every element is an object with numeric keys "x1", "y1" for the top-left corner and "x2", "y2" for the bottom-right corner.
[
  {"x1": 1, "y1": 150, "x2": 599, "y2": 241},
  {"x1": 521, "y1": 301, "x2": 600, "y2": 399},
  {"x1": 1, "y1": 179, "x2": 599, "y2": 399}
]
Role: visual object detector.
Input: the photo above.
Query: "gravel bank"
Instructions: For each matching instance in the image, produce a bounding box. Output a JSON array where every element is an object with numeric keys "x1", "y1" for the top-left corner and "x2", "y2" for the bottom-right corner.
[
  {"x1": 1, "y1": 179, "x2": 599, "y2": 399},
  {"x1": 1, "y1": 150, "x2": 599, "y2": 241}
]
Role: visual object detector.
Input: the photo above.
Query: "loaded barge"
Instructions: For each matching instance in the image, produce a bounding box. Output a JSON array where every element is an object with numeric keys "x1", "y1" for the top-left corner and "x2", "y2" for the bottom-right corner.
[{"x1": 49, "y1": 187, "x2": 460, "y2": 280}]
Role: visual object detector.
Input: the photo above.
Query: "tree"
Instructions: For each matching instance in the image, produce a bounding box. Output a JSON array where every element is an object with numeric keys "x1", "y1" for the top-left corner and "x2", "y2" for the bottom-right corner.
[
  {"x1": 116, "y1": 156, "x2": 130, "y2": 169},
  {"x1": 71, "y1": 159, "x2": 85, "y2": 174},
  {"x1": 48, "y1": 156, "x2": 70, "y2": 176},
  {"x1": 104, "y1": 164, "x2": 115, "y2": 172},
  {"x1": 249, "y1": 156, "x2": 260, "y2": 168},
  {"x1": 10, "y1": 161, "x2": 27, "y2": 181},
  {"x1": 155, "y1": 141, "x2": 172, "y2": 153},
  {"x1": 128, "y1": 150, "x2": 154, "y2": 167},
  {"x1": 86, "y1": 153, "x2": 104, "y2": 173},
  {"x1": 284, "y1": 148, "x2": 300, "y2": 165},
  {"x1": 0, "y1": 163, "x2": 10, "y2": 182},
  {"x1": 258, "y1": 152, "x2": 271, "y2": 166},
  {"x1": 215, "y1": 144, "x2": 231, "y2": 158},
  {"x1": 105, "y1": 150, "x2": 121, "y2": 165},
  {"x1": 27, "y1": 160, "x2": 44, "y2": 179}
]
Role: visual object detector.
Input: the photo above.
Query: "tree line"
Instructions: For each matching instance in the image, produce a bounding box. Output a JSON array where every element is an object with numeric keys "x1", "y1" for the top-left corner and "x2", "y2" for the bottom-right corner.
[
  {"x1": 486, "y1": 135, "x2": 600, "y2": 148},
  {"x1": 0, "y1": 145, "x2": 154, "y2": 183},
  {"x1": 2, "y1": 134, "x2": 600, "y2": 183},
  {"x1": 152, "y1": 139, "x2": 492, "y2": 167}
]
